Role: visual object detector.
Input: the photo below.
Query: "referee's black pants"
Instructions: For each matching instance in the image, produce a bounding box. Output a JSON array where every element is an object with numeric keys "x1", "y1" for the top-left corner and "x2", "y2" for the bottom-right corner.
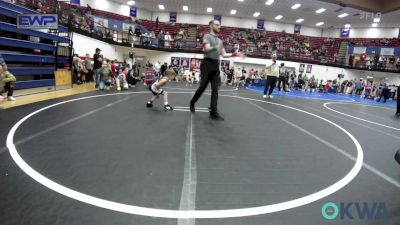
[{"x1": 191, "y1": 58, "x2": 220, "y2": 113}]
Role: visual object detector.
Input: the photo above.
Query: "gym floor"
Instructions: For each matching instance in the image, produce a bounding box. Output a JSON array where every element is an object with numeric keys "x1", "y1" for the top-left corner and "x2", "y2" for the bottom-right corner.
[{"x1": 0, "y1": 83, "x2": 399, "y2": 225}]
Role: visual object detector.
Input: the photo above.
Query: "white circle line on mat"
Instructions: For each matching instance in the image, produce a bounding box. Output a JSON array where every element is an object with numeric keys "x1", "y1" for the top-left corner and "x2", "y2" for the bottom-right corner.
[
  {"x1": 164, "y1": 87, "x2": 238, "y2": 92},
  {"x1": 6, "y1": 92, "x2": 363, "y2": 219},
  {"x1": 323, "y1": 102, "x2": 400, "y2": 131}
]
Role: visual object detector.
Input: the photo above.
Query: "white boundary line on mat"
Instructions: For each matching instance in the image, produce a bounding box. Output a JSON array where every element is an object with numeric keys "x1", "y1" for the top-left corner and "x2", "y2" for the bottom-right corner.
[{"x1": 6, "y1": 91, "x2": 363, "y2": 219}]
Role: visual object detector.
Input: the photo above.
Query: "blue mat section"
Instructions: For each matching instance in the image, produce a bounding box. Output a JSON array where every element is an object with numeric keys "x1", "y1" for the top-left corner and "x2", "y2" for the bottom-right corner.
[{"x1": 247, "y1": 86, "x2": 397, "y2": 108}]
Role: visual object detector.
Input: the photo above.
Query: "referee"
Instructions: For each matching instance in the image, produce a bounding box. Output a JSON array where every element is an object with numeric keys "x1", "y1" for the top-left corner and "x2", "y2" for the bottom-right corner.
[{"x1": 190, "y1": 20, "x2": 244, "y2": 120}]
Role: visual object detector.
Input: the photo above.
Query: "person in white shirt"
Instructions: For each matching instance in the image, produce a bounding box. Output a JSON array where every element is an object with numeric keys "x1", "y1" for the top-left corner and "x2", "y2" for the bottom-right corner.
[
  {"x1": 116, "y1": 67, "x2": 128, "y2": 91},
  {"x1": 164, "y1": 32, "x2": 173, "y2": 48}
]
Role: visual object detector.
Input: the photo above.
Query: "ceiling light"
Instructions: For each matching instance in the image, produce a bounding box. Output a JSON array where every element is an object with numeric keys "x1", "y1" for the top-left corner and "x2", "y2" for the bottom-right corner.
[
  {"x1": 373, "y1": 18, "x2": 380, "y2": 23},
  {"x1": 344, "y1": 24, "x2": 351, "y2": 28},
  {"x1": 127, "y1": 0, "x2": 135, "y2": 6},
  {"x1": 265, "y1": 0, "x2": 274, "y2": 5},
  {"x1": 207, "y1": 7, "x2": 212, "y2": 13},
  {"x1": 338, "y1": 13, "x2": 348, "y2": 18},
  {"x1": 275, "y1": 15, "x2": 283, "y2": 20},
  {"x1": 291, "y1": 4, "x2": 301, "y2": 9},
  {"x1": 316, "y1": 22, "x2": 324, "y2": 26},
  {"x1": 158, "y1": 5, "x2": 165, "y2": 10},
  {"x1": 372, "y1": 23, "x2": 378, "y2": 27},
  {"x1": 183, "y1": 6, "x2": 188, "y2": 11},
  {"x1": 230, "y1": 9, "x2": 237, "y2": 15},
  {"x1": 238, "y1": 0, "x2": 244, "y2": 1},
  {"x1": 296, "y1": 18, "x2": 304, "y2": 23},
  {"x1": 316, "y1": 8, "x2": 326, "y2": 14},
  {"x1": 253, "y1": 12, "x2": 260, "y2": 17}
]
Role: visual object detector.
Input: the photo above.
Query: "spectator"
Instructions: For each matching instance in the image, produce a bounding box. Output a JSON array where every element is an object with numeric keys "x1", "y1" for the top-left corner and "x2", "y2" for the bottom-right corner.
[
  {"x1": 278, "y1": 63, "x2": 287, "y2": 92},
  {"x1": 127, "y1": 67, "x2": 138, "y2": 87},
  {"x1": 116, "y1": 67, "x2": 128, "y2": 91},
  {"x1": 354, "y1": 79, "x2": 363, "y2": 95},
  {"x1": 135, "y1": 26, "x2": 142, "y2": 44},
  {"x1": 160, "y1": 62, "x2": 168, "y2": 77},
  {"x1": 364, "y1": 81, "x2": 372, "y2": 98},
  {"x1": 156, "y1": 17, "x2": 159, "y2": 27},
  {"x1": 110, "y1": 60, "x2": 117, "y2": 78},
  {"x1": 86, "y1": 4, "x2": 92, "y2": 14},
  {"x1": 302, "y1": 74, "x2": 309, "y2": 91},
  {"x1": 84, "y1": 54, "x2": 93, "y2": 82},
  {"x1": 0, "y1": 63, "x2": 16, "y2": 101},
  {"x1": 128, "y1": 26, "x2": 134, "y2": 45},
  {"x1": 98, "y1": 61, "x2": 112, "y2": 90},
  {"x1": 158, "y1": 31, "x2": 165, "y2": 48},
  {"x1": 164, "y1": 32, "x2": 173, "y2": 48},
  {"x1": 377, "y1": 84, "x2": 390, "y2": 103},
  {"x1": 396, "y1": 86, "x2": 400, "y2": 117},
  {"x1": 289, "y1": 72, "x2": 296, "y2": 89},
  {"x1": 142, "y1": 33, "x2": 151, "y2": 47},
  {"x1": 72, "y1": 54, "x2": 82, "y2": 85},
  {"x1": 93, "y1": 48, "x2": 103, "y2": 88},
  {"x1": 145, "y1": 63, "x2": 156, "y2": 86}
]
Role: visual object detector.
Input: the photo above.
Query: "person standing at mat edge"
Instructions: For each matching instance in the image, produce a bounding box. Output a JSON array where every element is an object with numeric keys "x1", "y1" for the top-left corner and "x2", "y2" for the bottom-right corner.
[
  {"x1": 263, "y1": 58, "x2": 279, "y2": 99},
  {"x1": 190, "y1": 20, "x2": 244, "y2": 120},
  {"x1": 396, "y1": 85, "x2": 400, "y2": 117},
  {"x1": 93, "y1": 48, "x2": 103, "y2": 88}
]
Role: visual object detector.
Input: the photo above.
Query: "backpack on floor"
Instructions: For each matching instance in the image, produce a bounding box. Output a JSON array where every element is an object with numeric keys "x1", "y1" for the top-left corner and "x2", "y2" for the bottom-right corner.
[{"x1": 395, "y1": 150, "x2": 400, "y2": 165}]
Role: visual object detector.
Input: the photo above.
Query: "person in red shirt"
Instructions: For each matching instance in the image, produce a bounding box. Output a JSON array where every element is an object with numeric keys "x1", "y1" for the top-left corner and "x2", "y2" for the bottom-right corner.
[
  {"x1": 360, "y1": 53, "x2": 367, "y2": 68},
  {"x1": 110, "y1": 60, "x2": 117, "y2": 77}
]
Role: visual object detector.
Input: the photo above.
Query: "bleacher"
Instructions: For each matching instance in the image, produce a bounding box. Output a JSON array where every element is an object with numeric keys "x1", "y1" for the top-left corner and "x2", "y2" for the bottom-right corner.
[{"x1": 0, "y1": 0, "x2": 72, "y2": 92}]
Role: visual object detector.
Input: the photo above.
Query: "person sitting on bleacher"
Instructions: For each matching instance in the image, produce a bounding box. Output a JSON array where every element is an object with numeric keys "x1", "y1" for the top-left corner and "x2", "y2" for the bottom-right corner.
[{"x1": 0, "y1": 63, "x2": 16, "y2": 101}]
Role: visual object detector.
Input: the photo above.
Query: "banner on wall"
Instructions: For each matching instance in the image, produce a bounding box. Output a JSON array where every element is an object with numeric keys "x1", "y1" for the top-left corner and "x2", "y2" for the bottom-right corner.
[
  {"x1": 398, "y1": 27, "x2": 400, "y2": 38},
  {"x1": 257, "y1": 20, "x2": 264, "y2": 29},
  {"x1": 171, "y1": 57, "x2": 180, "y2": 68},
  {"x1": 294, "y1": 24, "x2": 301, "y2": 34},
  {"x1": 220, "y1": 60, "x2": 230, "y2": 71},
  {"x1": 353, "y1": 47, "x2": 367, "y2": 54},
  {"x1": 306, "y1": 65, "x2": 312, "y2": 73},
  {"x1": 122, "y1": 23, "x2": 135, "y2": 32},
  {"x1": 299, "y1": 64, "x2": 305, "y2": 72},
  {"x1": 170, "y1": 12, "x2": 177, "y2": 23},
  {"x1": 190, "y1": 58, "x2": 202, "y2": 72},
  {"x1": 129, "y1": 7, "x2": 137, "y2": 18},
  {"x1": 70, "y1": 0, "x2": 80, "y2": 5},
  {"x1": 341, "y1": 28, "x2": 350, "y2": 37},
  {"x1": 180, "y1": 57, "x2": 190, "y2": 69},
  {"x1": 380, "y1": 48, "x2": 395, "y2": 56},
  {"x1": 93, "y1": 17, "x2": 108, "y2": 28},
  {"x1": 214, "y1": 15, "x2": 221, "y2": 23}
]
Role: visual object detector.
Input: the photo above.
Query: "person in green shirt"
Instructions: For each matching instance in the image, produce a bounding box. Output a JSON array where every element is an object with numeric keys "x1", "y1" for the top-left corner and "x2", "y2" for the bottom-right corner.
[
  {"x1": 302, "y1": 74, "x2": 309, "y2": 91},
  {"x1": 263, "y1": 59, "x2": 279, "y2": 99},
  {"x1": 98, "y1": 61, "x2": 112, "y2": 90},
  {"x1": 0, "y1": 63, "x2": 16, "y2": 101}
]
